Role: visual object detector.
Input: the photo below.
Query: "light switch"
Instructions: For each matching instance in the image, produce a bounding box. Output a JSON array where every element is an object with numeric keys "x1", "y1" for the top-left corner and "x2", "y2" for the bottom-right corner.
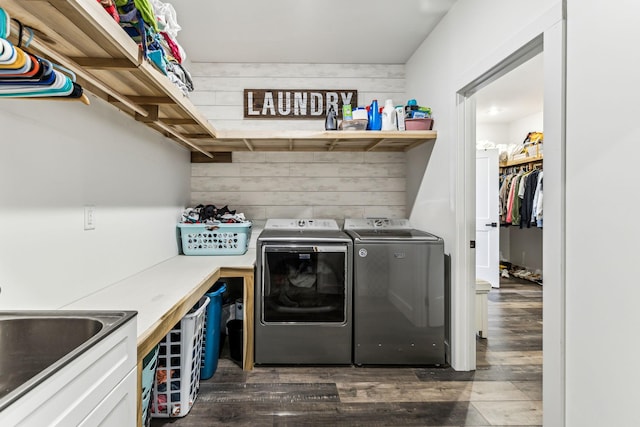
[{"x1": 84, "y1": 206, "x2": 96, "y2": 230}]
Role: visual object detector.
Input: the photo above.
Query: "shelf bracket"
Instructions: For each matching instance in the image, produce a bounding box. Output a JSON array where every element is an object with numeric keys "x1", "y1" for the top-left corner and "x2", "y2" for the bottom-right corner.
[
  {"x1": 405, "y1": 139, "x2": 428, "y2": 151},
  {"x1": 327, "y1": 139, "x2": 340, "y2": 151},
  {"x1": 242, "y1": 139, "x2": 255, "y2": 152},
  {"x1": 105, "y1": 94, "x2": 149, "y2": 117},
  {"x1": 135, "y1": 105, "x2": 159, "y2": 123},
  {"x1": 153, "y1": 121, "x2": 213, "y2": 158},
  {"x1": 365, "y1": 138, "x2": 389, "y2": 152},
  {"x1": 190, "y1": 152, "x2": 232, "y2": 163}
]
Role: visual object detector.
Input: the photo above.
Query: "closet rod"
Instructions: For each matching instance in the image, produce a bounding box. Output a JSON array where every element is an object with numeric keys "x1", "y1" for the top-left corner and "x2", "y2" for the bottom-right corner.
[
  {"x1": 4, "y1": 19, "x2": 90, "y2": 105},
  {"x1": 6, "y1": 19, "x2": 148, "y2": 113}
]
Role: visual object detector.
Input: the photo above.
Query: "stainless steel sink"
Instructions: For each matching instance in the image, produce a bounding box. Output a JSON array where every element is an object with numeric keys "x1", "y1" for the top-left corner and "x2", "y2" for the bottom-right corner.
[{"x1": 0, "y1": 311, "x2": 136, "y2": 412}]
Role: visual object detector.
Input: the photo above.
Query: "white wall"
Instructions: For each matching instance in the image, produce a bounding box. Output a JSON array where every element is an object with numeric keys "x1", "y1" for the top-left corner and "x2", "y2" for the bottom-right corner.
[
  {"x1": 406, "y1": 141, "x2": 437, "y2": 215},
  {"x1": 405, "y1": 0, "x2": 560, "y2": 371},
  {"x1": 565, "y1": 1, "x2": 640, "y2": 425},
  {"x1": 507, "y1": 227, "x2": 543, "y2": 273},
  {"x1": 189, "y1": 63, "x2": 405, "y2": 130},
  {"x1": 476, "y1": 112, "x2": 543, "y2": 149},
  {"x1": 191, "y1": 151, "x2": 407, "y2": 220},
  {"x1": 509, "y1": 111, "x2": 544, "y2": 145},
  {"x1": 0, "y1": 96, "x2": 191, "y2": 310},
  {"x1": 477, "y1": 123, "x2": 509, "y2": 146}
]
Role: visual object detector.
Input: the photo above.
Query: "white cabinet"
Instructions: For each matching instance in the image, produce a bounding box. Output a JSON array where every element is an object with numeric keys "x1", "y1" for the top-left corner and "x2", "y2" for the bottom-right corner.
[
  {"x1": 0, "y1": 318, "x2": 137, "y2": 427},
  {"x1": 79, "y1": 368, "x2": 137, "y2": 427}
]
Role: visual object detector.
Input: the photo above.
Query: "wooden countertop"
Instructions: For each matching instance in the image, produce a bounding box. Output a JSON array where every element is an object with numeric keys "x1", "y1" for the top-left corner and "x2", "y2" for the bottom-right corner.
[
  {"x1": 63, "y1": 251, "x2": 254, "y2": 349},
  {"x1": 63, "y1": 222, "x2": 261, "y2": 348}
]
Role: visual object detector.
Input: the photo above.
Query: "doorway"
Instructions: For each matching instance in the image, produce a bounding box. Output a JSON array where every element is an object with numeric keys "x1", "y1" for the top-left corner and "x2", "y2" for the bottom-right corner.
[
  {"x1": 456, "y1": 20, "x2": 566, "y2": 425},
  {"x1": 472, "y1": 53, "x2": 545, "y2": 419},
  {"x1": 475, "y1": 53, "x2": 544, "y2": 289}
]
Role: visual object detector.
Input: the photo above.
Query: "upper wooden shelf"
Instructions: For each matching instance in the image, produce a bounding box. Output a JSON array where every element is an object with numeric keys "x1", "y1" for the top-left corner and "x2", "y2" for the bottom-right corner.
[
  {"x1": 197, "y1": 129, "x2": 438, "y2": 152},
  {"x1": 3, "y1": 0, "x2": 216, "y2": 156},
  {"x1": 2, "y1": 0, "x2": 437, "y2": 153}
]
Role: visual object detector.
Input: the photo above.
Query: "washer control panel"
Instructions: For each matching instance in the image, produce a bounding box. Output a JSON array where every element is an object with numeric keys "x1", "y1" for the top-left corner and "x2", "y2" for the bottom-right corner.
[{"x1": 344, "y1": 218, "x2": 412, "y2": 230}]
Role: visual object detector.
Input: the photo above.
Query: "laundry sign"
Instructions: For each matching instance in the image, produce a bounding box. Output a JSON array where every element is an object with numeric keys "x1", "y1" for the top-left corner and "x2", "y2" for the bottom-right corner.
[{"x1": 244, "y1": 89, "x2": 358, "y2": 119}]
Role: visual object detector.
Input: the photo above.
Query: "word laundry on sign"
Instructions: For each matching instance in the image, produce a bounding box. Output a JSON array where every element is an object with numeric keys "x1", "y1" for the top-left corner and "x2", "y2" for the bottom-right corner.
[{"x1": 244, "y1": 89, "x2": 358, "y2": 119}]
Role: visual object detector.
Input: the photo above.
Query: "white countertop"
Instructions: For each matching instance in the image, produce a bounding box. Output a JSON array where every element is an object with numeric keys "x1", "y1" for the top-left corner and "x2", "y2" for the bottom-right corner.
[{"x1": 63, "y1": 222, "x2": 262, "y2": 346}]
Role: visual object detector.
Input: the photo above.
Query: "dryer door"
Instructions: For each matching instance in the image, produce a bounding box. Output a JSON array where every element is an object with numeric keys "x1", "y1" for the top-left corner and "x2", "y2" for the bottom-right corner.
[{"x1": 260, "y1": 244, "x2": 349, "y2": 324}]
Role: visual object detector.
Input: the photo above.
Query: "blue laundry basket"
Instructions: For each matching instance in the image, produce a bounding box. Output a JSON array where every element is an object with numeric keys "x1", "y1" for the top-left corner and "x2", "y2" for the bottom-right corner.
[{"x1": 200, "y1": 282, "x2": 227, "y2": 379}]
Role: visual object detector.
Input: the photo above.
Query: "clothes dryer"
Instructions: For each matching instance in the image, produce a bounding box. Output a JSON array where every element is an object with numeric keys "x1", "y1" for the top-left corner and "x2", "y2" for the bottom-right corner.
[{"x1": 255, "y1": 219, "x2": 353, "y2": 364}]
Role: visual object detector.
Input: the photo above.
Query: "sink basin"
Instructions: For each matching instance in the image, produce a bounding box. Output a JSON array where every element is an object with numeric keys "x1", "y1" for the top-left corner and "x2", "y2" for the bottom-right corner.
[{"x1": 0, "y1": 311, "x2": 136, "y2": 412}]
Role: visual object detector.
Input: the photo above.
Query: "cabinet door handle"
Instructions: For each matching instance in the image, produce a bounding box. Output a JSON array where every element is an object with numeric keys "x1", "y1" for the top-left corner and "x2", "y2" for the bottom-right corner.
[{"x1": 485, "y1": 222, "x2": 498, "y2": 227}]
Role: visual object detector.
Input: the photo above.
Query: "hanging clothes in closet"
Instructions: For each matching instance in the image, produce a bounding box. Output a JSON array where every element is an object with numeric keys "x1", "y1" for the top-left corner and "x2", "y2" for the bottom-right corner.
[{"x1": 499, "y1": 164, "x2": 543, "y2": 228}]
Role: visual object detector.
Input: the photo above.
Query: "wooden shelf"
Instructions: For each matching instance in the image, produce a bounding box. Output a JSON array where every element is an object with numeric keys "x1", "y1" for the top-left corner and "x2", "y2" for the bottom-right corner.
[
  {"x1": 197, "y1": 129, "x2": 438, "y2": 152},
  {"x1": 3, "y1": 0, "x2": 216, "y2": 156},
  {"x1": 1, "y1": 0, "x2": 437, "y2": 153},
  {"x1": 500, "y1": 154, "x2": 543, "y2": 168}
]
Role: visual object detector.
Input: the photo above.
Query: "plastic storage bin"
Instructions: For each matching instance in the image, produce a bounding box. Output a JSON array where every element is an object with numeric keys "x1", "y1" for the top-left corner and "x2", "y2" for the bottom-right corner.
[
  {"x1": 200, "y1": 282, "x2": 227, "y2": 380},
  {"x1": 151, "y1": 296, "x2": 210, "y2": 418},
  {"x1": 141, "y1": 345, "x2": 159, "y2": 427},
  {"x1": 227, "y1": 319, "x2": 244, "y2": 363},
  {"x1": 405, "y1": 118, "x2": 434, "y2": 130},
  {"x1": 177, "y1": 222, "x2": 252, "y2": 256}
]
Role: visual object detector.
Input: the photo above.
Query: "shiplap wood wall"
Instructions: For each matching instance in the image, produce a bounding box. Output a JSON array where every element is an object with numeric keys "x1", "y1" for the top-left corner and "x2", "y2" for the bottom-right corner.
[
  {"x1": 188, "y1": 63, "x2": 406, "y2": 130},
  {"x1": 189, "y1": 63, "x2": 408, "y2": 219},
  {"x1": 191, "y1": 151, "x2": 407, "y2": 220}
]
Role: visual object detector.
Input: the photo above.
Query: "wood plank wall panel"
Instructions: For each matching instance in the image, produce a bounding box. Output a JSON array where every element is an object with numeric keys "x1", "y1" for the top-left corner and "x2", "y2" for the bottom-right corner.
[
  {"x1": 189, "y1": 63, "x2": 406, "y2": 131},
  {"x1": 191, "y1": 152, "x2": 407, "y2": 220}
]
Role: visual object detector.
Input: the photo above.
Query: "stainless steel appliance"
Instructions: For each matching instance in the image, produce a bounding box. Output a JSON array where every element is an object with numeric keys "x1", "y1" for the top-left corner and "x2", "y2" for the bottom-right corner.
[
  {"x1": 344, "y1": 218, "x2": 445, "y2": 365},
  {"x1": 255, "y1": 219, "x2": 353, "y2": 364}
]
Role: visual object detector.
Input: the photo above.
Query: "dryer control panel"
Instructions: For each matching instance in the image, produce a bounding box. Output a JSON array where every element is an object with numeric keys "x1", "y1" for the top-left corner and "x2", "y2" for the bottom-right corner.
[{"x1": 265, "y1": 218, "x2": 339, "y2": 230}]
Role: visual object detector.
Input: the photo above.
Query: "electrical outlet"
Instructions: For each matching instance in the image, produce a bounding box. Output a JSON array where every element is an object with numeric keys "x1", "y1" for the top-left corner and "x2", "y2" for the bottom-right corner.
[{"x1": 84, "y1": 206, "x2": 96, "y2": 230}]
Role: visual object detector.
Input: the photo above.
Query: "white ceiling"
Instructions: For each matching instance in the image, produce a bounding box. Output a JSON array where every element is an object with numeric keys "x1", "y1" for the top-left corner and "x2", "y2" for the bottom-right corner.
[
  {"x1": 475, "y1": 54, "x2": 544, "y2": 125},
  {"x1": 168, "y1": 0, "x2": 540, "y2": 124},
  {"x1": 170, "y1": 0, "x2": 458, "y2": 64}
]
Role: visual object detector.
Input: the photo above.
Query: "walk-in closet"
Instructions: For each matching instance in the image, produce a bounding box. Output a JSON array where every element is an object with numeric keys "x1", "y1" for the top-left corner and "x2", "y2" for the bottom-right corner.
[{"x1": 475, "y1": 53, "x2": 544, "y2": 289}]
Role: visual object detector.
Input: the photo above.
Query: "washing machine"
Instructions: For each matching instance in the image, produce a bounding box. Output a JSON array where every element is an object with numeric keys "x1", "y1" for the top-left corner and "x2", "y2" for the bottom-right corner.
[
  {"x1": 255, "y1": 219, "x2": 353, "y2": 364},
  {"x1": 344, "y1": 218, "x2": 445, "y2": 365}
]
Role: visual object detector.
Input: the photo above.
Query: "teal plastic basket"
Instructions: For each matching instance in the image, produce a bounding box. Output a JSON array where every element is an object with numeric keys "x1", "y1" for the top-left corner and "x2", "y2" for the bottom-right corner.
[
  {"x1": 141, "y1": 345, "x2": 159, "y2": 426},
  {"x1": 177, "y1": 222, "x2": 252, "y2": 256}
]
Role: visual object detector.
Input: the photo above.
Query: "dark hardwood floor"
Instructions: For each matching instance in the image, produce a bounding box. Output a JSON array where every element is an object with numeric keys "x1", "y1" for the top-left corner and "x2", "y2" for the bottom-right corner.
[{"x1": 150, "y1": 278, "x2": 542, "y2": 426}]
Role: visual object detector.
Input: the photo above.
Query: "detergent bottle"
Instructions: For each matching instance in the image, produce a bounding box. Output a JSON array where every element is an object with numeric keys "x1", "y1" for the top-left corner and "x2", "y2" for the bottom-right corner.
[
  {"x1": 381, "y1": 99, "x2": 397, "y2": 131},
  {"x1": 325, "y1": 105, "x2": 337, "y2": 130},
  {"x1": 369, "y1": 99, "x2": 381, "y2": 131}
]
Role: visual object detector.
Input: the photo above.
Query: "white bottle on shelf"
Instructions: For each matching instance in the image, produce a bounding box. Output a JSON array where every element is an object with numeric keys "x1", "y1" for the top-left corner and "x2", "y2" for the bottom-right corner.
[{"x1": 381, "y1": 99, "x2": 397, "y2": 131}]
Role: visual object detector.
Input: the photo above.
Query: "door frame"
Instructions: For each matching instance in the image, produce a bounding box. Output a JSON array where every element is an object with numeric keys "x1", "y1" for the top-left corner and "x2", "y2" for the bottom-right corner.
[{"x1": 453, "y1": 5, "x2": 566, "y2": 426}]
